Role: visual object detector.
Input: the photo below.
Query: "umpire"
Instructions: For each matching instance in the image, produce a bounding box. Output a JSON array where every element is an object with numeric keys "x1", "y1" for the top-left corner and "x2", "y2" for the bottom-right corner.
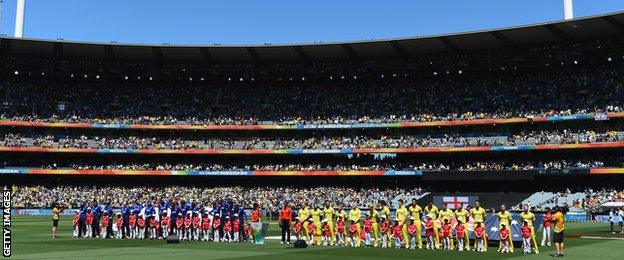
[{"x1": 279, "y1": 202, "x2": 293, "y2": 244}]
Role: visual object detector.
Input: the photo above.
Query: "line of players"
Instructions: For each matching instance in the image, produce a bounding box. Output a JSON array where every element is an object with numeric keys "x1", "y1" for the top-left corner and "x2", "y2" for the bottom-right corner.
[
  {"x1": 68, "y1": 198, "x2": 560, "y2": 255},
  {"x1": 72, "y1": 209, "x2": 253, "y2": 242},
  {"x1": 292, "y1": 199, "x2": 554, "y2": 255}
]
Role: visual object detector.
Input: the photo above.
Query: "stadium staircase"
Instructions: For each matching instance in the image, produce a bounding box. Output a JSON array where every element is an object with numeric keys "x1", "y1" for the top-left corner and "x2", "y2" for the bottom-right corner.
[
  {"x1": 540, "y1": 192, "x2": 586, "y2": 212},
  {"x1": 521, "y1": 192, "x2": 556, "y2": 208}
]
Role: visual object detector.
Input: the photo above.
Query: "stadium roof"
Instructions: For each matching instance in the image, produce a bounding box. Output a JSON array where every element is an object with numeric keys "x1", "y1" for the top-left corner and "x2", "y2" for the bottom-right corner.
[{"x1": 1, "y1": 11, "x2": 624, "y2": 63}]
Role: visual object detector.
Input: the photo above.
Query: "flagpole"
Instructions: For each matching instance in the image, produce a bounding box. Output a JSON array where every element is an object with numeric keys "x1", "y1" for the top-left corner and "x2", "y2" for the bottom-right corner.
[
  {"x1": 563, "y1": 0, "x2": 574, "y2": 20},
  {"x1": 14, "y1": 0, "x2": 25, "y2": 37},
  {"x1": 0, "y1": 0, "x2": 4, "y2": 34}
]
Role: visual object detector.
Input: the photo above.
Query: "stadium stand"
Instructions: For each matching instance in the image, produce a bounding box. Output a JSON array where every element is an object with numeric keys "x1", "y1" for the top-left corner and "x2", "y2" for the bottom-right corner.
[
  {"x1": 1, "y1": 12, "x2": 624, "y2": 231},
  {"x1": 1, "y1": 63, "x2": 623, "y2": 126},
  {"x1": 520, "y1": 192, "x2": 556, "y2": 209},
  {"x1": 0, "y1": 129, "x2": 622, "y2": 150},
  {"x1": 540, "y1": 192, "x2": 586, "y2": 212}
]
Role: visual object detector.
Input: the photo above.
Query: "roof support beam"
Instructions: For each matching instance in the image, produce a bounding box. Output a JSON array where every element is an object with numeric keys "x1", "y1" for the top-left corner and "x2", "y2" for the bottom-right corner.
[
  {"x1": 103, "y1": 46, "x2": 114, "y2": 83},
  {"x1": 104, "y1": 45, "x2": 115, "y2": 63},
  {"x1": 544, "y1": 24, "x2": 573, "y2": 41},
  {"x1": 0, "y1": 39, "x2": 12, "y2": 60},
  {"x1": 51, "y1": 42, "x2": 64, "y2": 77},
  {"x1": 53, "y1": 42, "x2": 64, "y2": 61},
  {"x1": 389, "y1": 41, "x2": 411, "y2": 57},
  {"x1": 293, "y1": 46, "x2": 312, "y2": 64},
  {"x1": 246, "y1": 47, "x2": 263, "y2": 65},
  {"x1": 0, "y1": 39, "x2": 11, "y2": 72},
  {"x1": 437, "y1": 37, "x2": 462, "y2": 52},
  {"x1": 340, "y1": 44, "x2": 361, "y2": 61},
  {"x1": 199, "y1": 47, "x2": 213, "y2": 65},
  {"x1": 151, "y1": 47, "x2": 164, "y2": 64},
  {"x1": 489, "y1": 31, "x2": 517, "y2": 48},
  {"x1": 602, "y1": 16, "x2": 624, "y2": 32},
  {"x1": 150, "y1": 47, "x2": 164, "y2": 79}
]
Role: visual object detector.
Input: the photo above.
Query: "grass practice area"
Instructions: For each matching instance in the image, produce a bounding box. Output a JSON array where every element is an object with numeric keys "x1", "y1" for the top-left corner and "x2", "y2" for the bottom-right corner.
[{"x1": 10, "y1": 216, "x2": 624, "y2": 260}]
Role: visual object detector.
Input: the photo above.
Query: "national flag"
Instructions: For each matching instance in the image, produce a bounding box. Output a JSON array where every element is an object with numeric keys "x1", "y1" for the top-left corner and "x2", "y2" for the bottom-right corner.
[{"x1": 442, "y1": 196, "x2": 469, "y2": 209}]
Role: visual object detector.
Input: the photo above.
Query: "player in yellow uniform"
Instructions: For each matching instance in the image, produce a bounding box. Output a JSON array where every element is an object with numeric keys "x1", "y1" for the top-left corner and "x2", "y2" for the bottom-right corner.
[
  {"x1": 424, "y1": 202, "x2": 440, "y2": 248},
  {"x1": 348, "y1": 204, "x2": 362, "y2": 247},
  {"x1": 311, "y1": 205, "x2": 323, "y2": 245},
  {"x1": 369, "y1": 206, "x2": 380, "y2": 247},
  {"x1": 496, "y1": 204, "x2": 514, "y2": 253},
  {"x1": 395, "y1": 199, "x2": 409, "y2": 248},
  {"x1": 439, "y1": 204, "x2": 455, "y2": 250},
  {"x1": 519, "y1": 205, "x2": 539, "y2": 254},
  {"x1": 380, "y1": 201, "x2": 391, "y2": 245},
  {"x1": 408, "y1": 198, "x2": 423, "y2": 249},
  {"x1": 298, "y1": 204, "x2": 311, "y2": 242},
  {"x1": 454, "y1": 203, "x2": 470, "y2": 250},
  {"x1": 470, "y1": 202, "x2": 487, "y2": 251},
  {"x1": 323, "y1": 202, "x2": 336, "y2": 245}
]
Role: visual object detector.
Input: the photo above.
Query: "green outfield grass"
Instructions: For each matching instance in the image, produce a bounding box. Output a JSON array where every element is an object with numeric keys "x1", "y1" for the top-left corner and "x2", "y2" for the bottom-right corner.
[{"x1": 8, "y1": 216, "x2": 624, "y2": 260}]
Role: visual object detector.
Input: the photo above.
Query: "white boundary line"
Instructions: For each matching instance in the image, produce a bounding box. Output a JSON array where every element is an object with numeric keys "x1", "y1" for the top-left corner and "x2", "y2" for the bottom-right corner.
[{"x1": 580, "y1": 236, "x2": 624, "y2": 241}]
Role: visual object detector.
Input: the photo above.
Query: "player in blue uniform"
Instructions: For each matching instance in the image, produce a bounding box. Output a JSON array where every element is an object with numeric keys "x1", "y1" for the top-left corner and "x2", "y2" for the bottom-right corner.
[{"x1": 121, "y1": 204, "x2": 131, "y2": 239}]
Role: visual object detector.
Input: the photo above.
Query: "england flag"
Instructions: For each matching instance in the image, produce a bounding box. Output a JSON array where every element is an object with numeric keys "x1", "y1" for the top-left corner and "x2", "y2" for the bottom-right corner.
[{"x1": 442, "y1": 196, "x2": 469, "y2": 209}]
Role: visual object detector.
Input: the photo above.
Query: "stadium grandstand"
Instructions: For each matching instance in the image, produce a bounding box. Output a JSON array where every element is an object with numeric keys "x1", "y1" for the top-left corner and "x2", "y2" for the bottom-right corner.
[{"x1": 2, "y1": 7, "x2": 624, "y2": 259}]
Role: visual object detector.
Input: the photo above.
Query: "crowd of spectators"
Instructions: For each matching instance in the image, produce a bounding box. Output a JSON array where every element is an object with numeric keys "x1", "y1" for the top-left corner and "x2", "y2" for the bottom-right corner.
[
  {"x1": 584, "y1": 188, "x2": 624, "y2": 211},
  {"x1": 530, "y1": 188, "x2": 624, "y2": 212},
  {"x1": 0, "y1": 159, "x2": 608, "y2": 172},
  {"x1": 10, "y1": 185, "x2": 425, "y2": 212},
  {"x1": 1, "y1": 64, "x2": 622, "y2": 126},
  {"x1": 11, "y1": 184, "x2": 621, "y2": 214},
  {"x1": 1, "y1": 129, "x2": 622, "y2": 150}
]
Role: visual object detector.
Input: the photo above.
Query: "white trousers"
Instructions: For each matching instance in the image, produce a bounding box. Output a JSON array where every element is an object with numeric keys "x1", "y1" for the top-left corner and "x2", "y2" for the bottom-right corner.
[
  {"x1": 523, "y1": 237, "x2": 531, "y2": 253},
  {"x1": 138, "y1": 227, "x2": 146, "y2": 239},
  {"x1": 381, "y1": 234, "x2": 388, "y2": 248},
  {"x1": 394, "y1": 237, "x2": 402, "y2": 248},
  {"x1": 541, "y1": 226, "x2": 551, "y2": 245},
  {"x1": 457, "y1": 238, "x2": 464, "y2": 251},
  {"x1": 213, "y1": 230, "x2": 220, "y2": 242},
  {"x1": 322, "y1": 235, "x2": 330, "y2": 246},
  {"x1": 162, "y1": 225, "x2": 169, "y2": 237},
  {"x1": 426, "y1": 236, "x2": 435, "y2": 250},
  {"x1": 477, "y1": 238, "x2": 485, "y2": 252},
  {"x1": 365, "y1": 232, "x2": 372, "y2": 246}
]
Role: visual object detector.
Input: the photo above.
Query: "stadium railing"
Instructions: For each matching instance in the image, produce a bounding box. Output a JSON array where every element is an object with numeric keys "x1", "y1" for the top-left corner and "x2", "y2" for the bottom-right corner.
[{"x1": 1, "y1": 112, "x2": 622, "y2": 131}]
